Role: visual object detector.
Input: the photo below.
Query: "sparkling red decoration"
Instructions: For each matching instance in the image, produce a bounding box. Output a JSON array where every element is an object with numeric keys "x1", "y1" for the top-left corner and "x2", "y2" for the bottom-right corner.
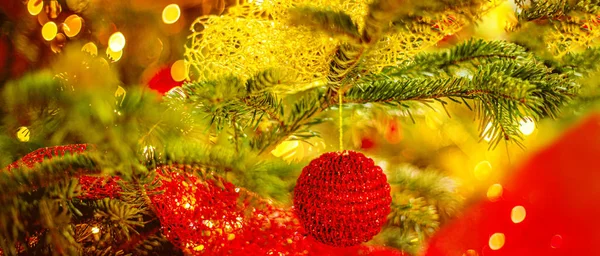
[
  {"x1": 4, "y1": 144, "x2": 121, "y2": 200},
  {"x1": 150, "y1": 166, "x2": 244, "y2": 255},
  {"x1": 425, "y1": 114, "x2": 600, "y2": 256},
  {"x1": 147, "y1": 65, "x2": 183, "y2": 94},
  {"x1": 293, "y1": 150, "x2": 391, "y2": 247}
]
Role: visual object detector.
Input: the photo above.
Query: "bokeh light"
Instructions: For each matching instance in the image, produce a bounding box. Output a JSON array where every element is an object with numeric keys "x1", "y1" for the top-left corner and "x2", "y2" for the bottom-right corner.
[
  {"x1": 27, "y1": 0, "x2": 43, "y2": 16},
  {"x1": 81, "y1": 42, "x2": 98, "y2": 56},
  {"x1": 162, "y1": 4, "x2": 181, "y2": 24},
  {"x1": 474, "y1": 160, "x2": 492, "y2": 180},
  {"x1": 511, "y1": 205, "x2": 526, "y2": 223},
  {"x1": 489, "y1": 233, "x2": 505, "y2": 250},
  {"x1": 108, "y1": 32, "x2": 126, "y2": 52},
  {"x1": 486, "y1": 184, "x2": 503, "y2": 202},
  {"x1": 519, "y1": 117, "x2": 536, "y2": 136},
  {"x1": 550, "y1": 234, "x2": 563, "y2": 248},
  {"x1": 171, "y1": 60, "x2": 187, "y2": 82},
  {"x1": 483, "y1": 122, "x2": 494, "y2": 142},
  {"x1": 91, "y1": 226, "x2": 100, "y2": 234},
  {"x1": 106, "y1": 47, "x2": 123, "y2": 62},
  {"x1": 42, "y1": 22, "x2": 58, "y2": 41},
  {"x1": 17, "y1": 126, "x2": 30, "y2": 142},
  {"x1": 63, "y1": 15, "x2": 83, "y2": 38}
]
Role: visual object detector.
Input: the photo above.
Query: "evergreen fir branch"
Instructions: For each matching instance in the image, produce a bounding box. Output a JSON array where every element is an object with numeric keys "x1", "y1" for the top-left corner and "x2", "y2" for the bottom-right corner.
[
  {"x1": 376, "y1": 227, "x2": 420, "y2": 255},
  {"x1": 514, "y1": 0, "x2": 600, "y2": 22},
  {"x1": 347, "y1": 59, "x2": 578, "y2": 148},
  {"x1": 288, "y1": 7, "x2": 361, "y2": 43},
  {"x1": 387, "y1": 164, "x2": 463, "y2": 222},
  {"x1": 0, "y1": 154, "x2": 101, "y2": 202},
  {"x1": 363, "y1": 0, "x2": 407, "y2": 44},
  {"x1": 38, "y1": 198, "x2": 79, "y2": 256},
  {"x1": 559, "y1": 47, "x2": 600, "y2": 76},
  {"x1": 385, "y1": 39, "x2": 530, "y2": 77},
  {"x1": 92, "y1": 198, "x2": 144, "y2": 241}
]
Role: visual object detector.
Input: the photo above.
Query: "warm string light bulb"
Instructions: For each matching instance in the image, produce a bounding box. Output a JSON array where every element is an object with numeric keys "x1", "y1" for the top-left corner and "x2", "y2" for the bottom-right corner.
[
  {"x1": 91, "y1": 226, "x2": 100, "y2": 234},
  {"x1": 63, "y1": 15, "x2": 83, "y2": 38},
  {"x1": 27, "y1": 0, "x2": 43, "y2": 15},
  {"x1": 171, "y1": 60, "x2": 187, "y2": 82},
  {"x1": 41, "y1": 22, "x2": 58, "y2": 41},
  {"x1": 489, "y1": 232, "x2": 505, "y2": 250},
  {"x1": 81, "y1": 42, "x2": 98, "y2": 56},
  {"x1": 474, "y1": 161, "x2": 492, "y2": 180},
  {"x1": 511, "y1": 205, "x2": 526, "y2": 223},
  {"x1": 17, "y1": 127, "x2": 30, "y2": 142},
  {"x1": 519, "y1": 117, "x2": 536, "y2": 136},
  {"x1": 486, "y1": 183, "x2": 503, "y2": 202},
  {"x1": 162, "y1": 4, "x2": 181, "y2": 24},
  {"x1": 108, "y1": 32, "x2": 126, "y2": 52}
]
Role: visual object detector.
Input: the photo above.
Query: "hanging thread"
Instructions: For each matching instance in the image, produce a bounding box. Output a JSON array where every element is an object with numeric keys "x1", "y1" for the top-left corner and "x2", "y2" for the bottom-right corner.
[{"x1": 339, "y1": 88, "x2": 343, "y2": 151}]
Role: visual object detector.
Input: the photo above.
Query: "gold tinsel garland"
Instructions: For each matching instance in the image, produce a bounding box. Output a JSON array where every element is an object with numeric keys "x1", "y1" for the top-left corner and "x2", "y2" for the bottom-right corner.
[{"x1": 184, "y1": 0, "x2": 469, "y2": 86}]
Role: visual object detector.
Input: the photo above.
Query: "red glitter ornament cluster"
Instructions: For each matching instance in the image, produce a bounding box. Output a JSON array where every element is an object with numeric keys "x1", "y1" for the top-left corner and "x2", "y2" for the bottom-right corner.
[
  {"x1": 5, "y1": 144, "x2": 121, "y2": 200},
  {"x1": 293, "y1": 150, "x2": 392, "y2": 247},
  {"x1": 150, "y1": 166, "x2": 244, "y2": 255}
]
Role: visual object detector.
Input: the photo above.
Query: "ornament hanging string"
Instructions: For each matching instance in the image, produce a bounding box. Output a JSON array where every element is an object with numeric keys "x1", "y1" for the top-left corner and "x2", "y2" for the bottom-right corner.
[{"x1": 339, "y1": 88, "x2": 343, "y2": 151}]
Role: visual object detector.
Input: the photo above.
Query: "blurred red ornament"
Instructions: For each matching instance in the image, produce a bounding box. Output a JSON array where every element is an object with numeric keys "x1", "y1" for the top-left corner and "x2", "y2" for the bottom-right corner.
[
  {"x1": 293, "y1": 150, "x2": 391, "y2": 247},
  {"x1": 5, "y1": 144, "x2": 121, "y2": 200},
  {"x1": 384, "y1": 119, "x2": 402, "y2": 144},
  {"x1": 425, "y1": 114, "x2": 600, "y2": 256},
  {"x1": 361, "y1": 137, "x2": 376, "y2": 150},
  {"x1": 147, "y1": 65, "x2": 183, "y2": 94},
  {"x1": 150, "y1": 166, "x2": 313, "y2": 255}
]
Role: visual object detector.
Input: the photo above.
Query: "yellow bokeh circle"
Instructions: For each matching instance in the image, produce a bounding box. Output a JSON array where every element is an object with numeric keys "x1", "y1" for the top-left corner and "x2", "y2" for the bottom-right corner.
[
  {"x1": 108, "y1": 32, "x2": 126, "y2": 52},
  {"x1": 42, "y1": 22, "x2": 58, "y2": 41},
  {"x1": 162, "y1": 4, "x2": 181, "y2": 24}
]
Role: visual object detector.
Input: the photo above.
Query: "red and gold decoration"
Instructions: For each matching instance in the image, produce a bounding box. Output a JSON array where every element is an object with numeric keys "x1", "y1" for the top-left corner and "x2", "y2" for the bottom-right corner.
[
  {"x1": 425, "y1": 114, "x2": 600, "y2": 256},
  {"x1": 147, "y1": 65, "x2": 184, "y2": 94},
  {"x1": 5, "y1": 144, "x2": 121, "y2": 200},
  {"x1": 293, "y1": 150, "x2": 391, "y2": 247}
]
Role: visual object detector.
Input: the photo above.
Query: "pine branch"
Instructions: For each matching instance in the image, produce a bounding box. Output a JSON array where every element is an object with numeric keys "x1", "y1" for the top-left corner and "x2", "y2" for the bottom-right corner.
[
  {"x1": 0, "y1": 154, "x2": 101, "y2": 202},
  {"x1": 288, "y1": 7, "x2": 361, "y2": 43},
  {"x1": 346, "y1": 40, "x2": 579, "y2": 148},
  {"x1": 386, "y1": 39, "x2": 529, "y2": 77},
  {"x1": 387, "y1": 165, "x2": 463, "y2": 222}
]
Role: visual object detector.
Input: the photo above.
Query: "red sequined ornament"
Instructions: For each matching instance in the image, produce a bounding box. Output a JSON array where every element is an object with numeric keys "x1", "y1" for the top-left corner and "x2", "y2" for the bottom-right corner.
[
  {"x1": 293, "y1": 150, "x2": 391, "y2": 247},
  {"x1": 4, "y1": 144, "x2": 121, "y2": 200},
  {"x1": 150, "y1": 166, "x2": 244, "y2": 255}
]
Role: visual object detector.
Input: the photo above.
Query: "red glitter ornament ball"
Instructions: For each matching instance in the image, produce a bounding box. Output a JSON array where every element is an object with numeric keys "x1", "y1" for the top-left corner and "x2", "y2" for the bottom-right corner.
[
  {"x1": 4, "y1": 144, "x2": 121, "y2": 200},
  {"x1": 293, "y1": 150, "x2": 391, "y2": 247}
]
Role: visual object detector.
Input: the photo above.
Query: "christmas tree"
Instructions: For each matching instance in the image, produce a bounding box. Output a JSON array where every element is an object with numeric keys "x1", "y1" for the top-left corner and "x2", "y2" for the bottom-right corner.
[{"x1": 0, "y1": 0, "x2": 599, "y2": 255}]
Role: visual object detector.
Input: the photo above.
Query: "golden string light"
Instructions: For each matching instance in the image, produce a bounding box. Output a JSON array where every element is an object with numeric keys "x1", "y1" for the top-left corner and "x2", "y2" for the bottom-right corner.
[
  {"x1": 17, "y1": 126, "x2": 30, "y2": 142},
  {"x1": 486, "y1": 183, "x2": 503, "y2": 202},
  {"x1": 474, "y1": 160, "x2": 492, "y2": 180},
  {"x1": 41, "y1": 21, "x2": 58, "y2": 41},
  {"x1": 63, "y1": 15, "x2": 83, "y2": 38},
  {"x1": 106, "y1": 47, "x2": 123, "y2": 62},
  {"x1": 488, "y1": 232, "x2": 506, "y2": 250},
  {"x1": 27, "y1": 0, "x2": 43, "y2": 15},
  {"x1": 162, "y1": 4, "x2": 181, "y2": 24},
  {"x1": 519, "y1": 117, "x2": 536, "y2": 136},
  {"x1": 108, "y1": 32, "x2": 126, "y2": 52},
  {"x1": 511, "y1": 205, "x2": 526, "y2": 223},
  {"x1": 81, "y1": 42, "x2": 98, "y2": 56},
  {"x1": 171, "y1": 60, "x2": 187, "y2": 82},
  {"x1": 91, "y1": 226, "x2": 100, "y2": 234}
]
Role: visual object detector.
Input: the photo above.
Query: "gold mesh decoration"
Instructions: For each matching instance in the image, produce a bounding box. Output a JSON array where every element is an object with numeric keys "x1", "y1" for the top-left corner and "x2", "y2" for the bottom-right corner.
[
  {"x1": 545, "y1": 14, "x2": 600, "y2": 57},
  {"x1": 185, "y1": 0, "x2": 483, "y2": 85}
]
